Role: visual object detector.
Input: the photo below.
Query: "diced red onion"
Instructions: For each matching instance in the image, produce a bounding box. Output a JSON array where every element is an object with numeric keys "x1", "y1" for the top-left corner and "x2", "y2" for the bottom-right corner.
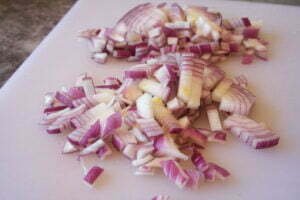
[
  {"x1": 152, "y1": 97, "x2": 182, "y2": 133},
  {"x1": 224, "y1": 114, "x2": 279, "y2": 149},
  {"x1": 113, "y1": 49, "x2": 131, "y2": 58},
  {"x1": 191, "y1": 151, "x2": 209, "y2": 171},
  {"x1": 136, "y1": 93, "x2": 153, "y2": 118},
  {"x1": 136, "y1": 118, "x2": 164, "y2": 137},
  {"x1": 178, "y1": 116, "x2": 191, "y2": 129},
  {"x1": 67, "y1": 87, "x2": 86, "y2": 99},
  {"x1": 167, "y1": 37, "x2": 178, "y2": 45},
  {"x1": 97, "y1": 144, "x2": 112, "y2": 160},
  {"x1": 80, "y1": 75, "x2": 96, "y2": 97},
  {"x1": 139, "y1": 79, "x2": 170, "y2": 101},
  {"x1": 166, "y1": 97, "x2": 185, "y2": 112},
  {"x1": 182, "y1": 128, "x2": 207, "y2": 147},
  {"x1": 208, "y1": 131, "x2": 227, "y2": 143},
  {"x1": 78, "y1": 28, "x2": 101, "y2": 39},
  {"x1": 55, "y1": 92, "x2": 74, "y2": 108},
  {"x1": 206, "y1": 105, "x2": 223, "y2": 131},
  {"x1": 132, "y1": 154, "x2": 154, "y2": 167},
  {"x1": 80, "y1": 138, "x2": 105, "y2": 156},
  {"x1": 112, "y1": 133, "x2": 126, "y2": 151},
  {"x1": 92, "y1": 52, "x2": 108, "y2": 64},
  {"x1": 154, "y1": 134, "x2": 188, "y2": 160},
  {"x1": 62, "y1": 140, "x2": 78, "y2": 154},
  {"x1": 135, "y1": 166, "x2": 155, "y2": 176},
  {"x1": 101, "y1": 112, "x2": 122, "y2": 138},
  {"x1": 79, "y1": 120, "x2": 101, "y2": 146},
  {"x1": 124, "y1": 70, "x2": 147, "y2": 79},
  {"x1": 123, "y1": 144, "x2": 138, "y2": 159},
  {"x1": 136, "y1": 145, "x2": 154, "y2": 159},
  {"x1": 184, "y1": 169, "x2": 202, "y2": 189},
  {"x1": 83, "y1": 166, "x2": 104, "y2": 186},
  {"x1": 219, "y1": 84, "x2": 256, "y2": 116},
  {"x1": 130, "y1": 127, "x2": 149, "y2": 142},
  {"x1": 243, "y1": 27, "x2": 259, "y2": 39},
  {"x1": 241, "y1": 17, "x2": 251, "y2": 27},
  {"x1": 161, "y1": 159, "x2": 189, "y2": 188},
  {"x1": 233, "y1": 75, "x2": 248, "y2": 88}
]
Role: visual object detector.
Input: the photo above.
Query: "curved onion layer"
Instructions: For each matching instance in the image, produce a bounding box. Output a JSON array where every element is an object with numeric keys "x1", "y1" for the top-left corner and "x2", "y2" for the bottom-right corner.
[
  {"x1": 219, "y1": 84, "x2": 256, "y2": 116},
  {"x1": 224, "y1": 114, "x2": 279, "y2": 149}
]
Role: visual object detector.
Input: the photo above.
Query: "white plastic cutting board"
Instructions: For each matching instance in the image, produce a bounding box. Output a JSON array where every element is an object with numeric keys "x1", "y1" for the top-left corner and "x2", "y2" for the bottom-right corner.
[{"x1": 0, "y1": 0, "x2": 299, "y2": 199}]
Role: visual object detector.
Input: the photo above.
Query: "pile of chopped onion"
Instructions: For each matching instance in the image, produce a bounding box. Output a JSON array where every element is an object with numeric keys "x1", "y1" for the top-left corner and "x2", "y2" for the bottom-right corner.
[
  {"x1": 41, "y1": 53, "x2": 279, "y2": 189},
  {"x1": 40, "y1": 2, "x2": 279, "y2": 193},
  {"x1": 79, "y1": 3, "x2": 268, "y2": 65}
]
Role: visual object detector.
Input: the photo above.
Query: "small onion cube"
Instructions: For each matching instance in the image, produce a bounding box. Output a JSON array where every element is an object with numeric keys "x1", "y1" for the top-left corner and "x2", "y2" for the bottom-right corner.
[{"x1": 83, "y1": 166, "x2": 104, "y2": 186}]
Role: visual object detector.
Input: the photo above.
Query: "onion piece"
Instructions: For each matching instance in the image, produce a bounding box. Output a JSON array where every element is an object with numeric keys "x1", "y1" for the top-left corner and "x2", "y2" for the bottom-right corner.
[
  {"x1": 242, "y1": 54, "x2": 254, "y2": 64},
  {"x1": 136, "y1": 145, "x2": 154, "y2": 159},
  {"x1": 55, "y1": 92, "x2": 74, "y2": 108},
  {"x1": 123, "y1": 144, "x2": 138, "y2": 159},
  {"x1": 145, "y1": 156, "x2": 174, "y2": 168},
  {"x1": 224, "y1": 114, "x2": 279, "y2": 149},
  {"x1": 136, "y1": 93, "x2": 153, "y2": 118},
  {"x1": 62, "y1": 140, "x2": 78, "y2": 154},
  {"x1": 243, "y1": 39, "x2": 267, "y2": 51},
  {"x1": 77, "y1": 75, "x2": 96, "y2": 97},
  {"x1": 203, "y1": 163, "x2": 230, "y2": 181},
  {"x1": 78, "y1": 28, "x2": 101, "y2": 39},
  {"x1": 161, "y1": 159, "x2": 189, "y2": 188},
  {"x1": 243, "y1": 27, "x2": 259, "y2": 39},
  {"x1": 135, "y1": 166, "x2": 155, "y2": 176},
  {"x1": 212, "y1": 78, "x2": 233, "y2": 102},
  {"x1": 166, "y1": 97, "x2": 185, "y2": 113},
  {"x1": 178, "y1": 116, "x2": 191, "y2": 129},
  {"x1": 130, "y1": 127, "x2": 149, "y2": 142},
  {"x1": 203, "y1": 65, "x2": 225, "y2": 90},
  {"x1": 72, "y1": 91, "x2": 115, "y2": 109},
  {"x1": 184, "y1": 169, "x2": 202, "y2": 189},
  {"x1": 191, "y1": 151, "x2": 209, "y2": 171},
  {"x1": 112, "y1": 49, "x2": 131, "y2": 58},
  {"x1": 233, "y1": 75, "x2": 248, "y2": 88},
  {"x1": 206, "y1": 105, "x2": 223, "y2": 131},
  {"x1": 92, "y1": 52, "x2": 108, "y2": 64},
  {"x1": 208, "y1": 131, "x2": 227, "y2": 143},
  {"x1": 101, "y1": 112, "x2": 122, "y2": 138},
  {"x1": 152, "y1": 97, "x2": 181, "y2": 133},
  {"x1": 182, "y1": 128, "x2": 207, "y2": 147},
  {"x1": 97, "y1": 144, "x2": 112, "y2": 160},
  {"x1": 132, "y1": 154, "x2": 154, "y2": 167},
  {"x1": 80, "y1": 138, "x2": 105, "y2": 156},
  {"x1": 154, "y1": 134, "x2": 188, "y2": 160},
  {"x1": 136, "y1": 118, "x2": 164, "y2": 137},
  {"x1": 44, "y1": 105, "x2": 67, "y2": 114},
  {"x1": 79, "y1": 120, "x2": 101, "y2": 146},
  {"x1": 139, "y1": 79, "x2": 170, "y2": 101},
  {"x1": 83, "y1": 166, "x2": 104, "y2": 186},
  {"x1": 119, "y1": 79, "x2": 143, "y2": 102},
  {"x1": 219, "y1": 84, "x2": 256, "y2": 116}
]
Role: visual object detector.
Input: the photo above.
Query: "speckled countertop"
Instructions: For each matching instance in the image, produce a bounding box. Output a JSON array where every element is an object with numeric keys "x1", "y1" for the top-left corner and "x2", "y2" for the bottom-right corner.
[{"x1": 0, "y1": 0, "x2": 299, "y2": 87}]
